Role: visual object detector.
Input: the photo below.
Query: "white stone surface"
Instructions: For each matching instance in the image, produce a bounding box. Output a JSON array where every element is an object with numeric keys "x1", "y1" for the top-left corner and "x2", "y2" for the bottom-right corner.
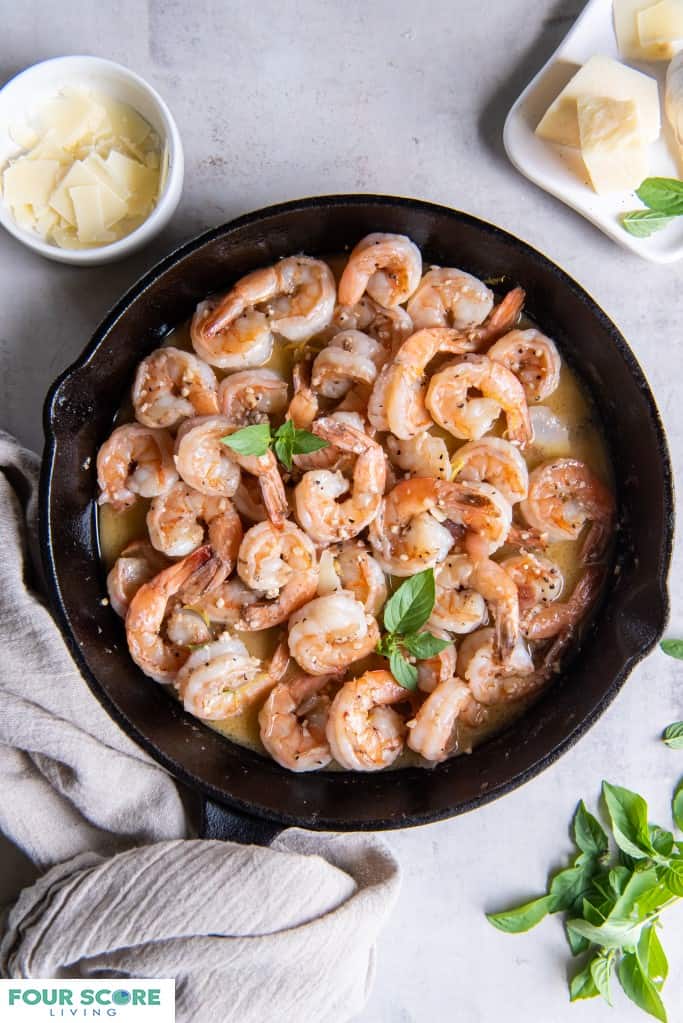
[{"x1": 2, "y1": 2, "x2": 683, "y2": 1020}]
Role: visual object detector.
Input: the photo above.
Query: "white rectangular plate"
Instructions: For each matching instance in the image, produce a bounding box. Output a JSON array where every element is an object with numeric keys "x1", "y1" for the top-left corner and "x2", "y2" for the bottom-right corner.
[{"x1": 504, "y1": 0, "x2": 683, "y2": 262}]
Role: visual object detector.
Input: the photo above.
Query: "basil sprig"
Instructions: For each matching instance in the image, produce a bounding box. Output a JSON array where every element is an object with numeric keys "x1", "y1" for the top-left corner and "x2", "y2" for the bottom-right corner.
[
  {"x1": 622, "y1": 178, "x2": 683, "y2": 238},
  {"x1": 220, "y1": 419, "x2": 328, "y2": 470},
  {"x1": 488, "y1": 780, "x2": 683, "y2": 1020},
  {"x1": 375, "y1": 568, "x2": 450, "y2": 690}
]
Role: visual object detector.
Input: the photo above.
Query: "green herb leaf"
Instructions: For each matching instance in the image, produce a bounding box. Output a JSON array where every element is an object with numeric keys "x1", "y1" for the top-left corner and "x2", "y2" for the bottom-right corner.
[
  {"x1": 637, "y1": 176, "x2": 683, "y2": 216},
  {"x1": 638, "y1": 924, "x2": 669, "y2": 990},
  {"x1": 566, "y1": 922, "x2": 590, "y2": 956},
  {"x1": 609, "y1": 866, "x2": 632, "y2": 896},
  {"x1": 375, "y1": 633, "x2": 397, "y2": 659},
  {"x1": 603, "y1": 781, "x2": 654, "y2": 860},
  {"x1": 609, "y1": 867, "x2": 666, "y2": 923},
  {"x1": 591, "y1": 952, "x2": 614, "y2": 1005},
  {"x1": 272, "y1": 419, "x2": 295, "y2": 469},
  {"x1": 383, "y1": 569, "x2": 436, "y2": 636},
  {"x1": 649, "y1": 825, "x2": 674, "y2": 858},
  {"x1": 618, "y1": 951, "x2": 668, "y2": 1022},
  {"x1": 569, "y1": 962, "x2": 599, "y2": 1001},
  {"x1": 486, "y1": 895, "x2": 552, "y2": 933},
  {"x1": 566, "y1": 916, "x2": 643, "y2": 950},
  {"x1": 621, "y1": 210, "x2": 675, "y2": 238},
  {"x1": 660, "y1": 639, "x2": 683, "y2": 660},
  {"x1": 663, "y1": 859, "x2": 683, "y2": 897},
  {"x1": 220, "y1": 423, "x2": 272, "y2": 457},
  {"x1": 290, "y1": 429, "x2": 329, "y2": 456},
  {"x1": 663, "y1": 722, "x2": 683, "y2": 750},
  {"x1": 574, "y1": 799, "x2": 609, "y2": 859},
  {"x1": 402, "y1": 631, "x2": 452, "y2": 660},
  {"x1": 673, "y1": 780, "x2": 683, "y2": 832},
  {"x1": 549, "y1": 863, "x2": 596, "y2": 914},
  {"x1": 389, "y1": 649, "x2": 418, "y2": 691}
]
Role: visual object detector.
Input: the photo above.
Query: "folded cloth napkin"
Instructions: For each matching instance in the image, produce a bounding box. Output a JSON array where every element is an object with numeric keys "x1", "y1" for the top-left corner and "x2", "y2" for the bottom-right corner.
[{"x1": 0, "y1": 431, "x2": 400, "y2": 1022}]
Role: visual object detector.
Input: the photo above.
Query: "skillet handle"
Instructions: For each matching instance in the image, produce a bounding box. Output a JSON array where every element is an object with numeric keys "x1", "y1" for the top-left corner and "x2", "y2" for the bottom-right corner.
[{"x1": 199, "y1": 797, "x2": 283, "y2": 846}]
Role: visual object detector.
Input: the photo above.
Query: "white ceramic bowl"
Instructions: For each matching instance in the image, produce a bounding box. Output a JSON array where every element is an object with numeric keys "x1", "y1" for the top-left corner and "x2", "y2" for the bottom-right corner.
[{"x1": 0, "y1": 56, "x2": 184, "y2": 265}]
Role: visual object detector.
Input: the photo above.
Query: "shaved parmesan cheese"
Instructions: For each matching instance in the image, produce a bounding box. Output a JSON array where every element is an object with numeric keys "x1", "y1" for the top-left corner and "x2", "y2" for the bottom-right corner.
[
  {"x1": 578, "y1": 96, "x2": 648, "y2": 193},
  {"x1": 1, "y1": 86, "x2": 163, "y2": 248},
  {"x1": 536, "y1": 55, "x2": 660, "y2": 147},
  {"x1": 638, "y1": 0, "x2": 683, "y2": 46},
  {"x1": 614, "y1": 0, "x2": 683, "y2": 59},
  {"x1": 3, "y1": 158, "x2": 60, "y2": 206}
]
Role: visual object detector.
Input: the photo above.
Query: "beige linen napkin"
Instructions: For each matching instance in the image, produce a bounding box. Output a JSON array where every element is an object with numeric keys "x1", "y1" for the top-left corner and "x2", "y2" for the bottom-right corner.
[{"x1": 0, "y1": 431, "x2": 400, "y2": 1023}]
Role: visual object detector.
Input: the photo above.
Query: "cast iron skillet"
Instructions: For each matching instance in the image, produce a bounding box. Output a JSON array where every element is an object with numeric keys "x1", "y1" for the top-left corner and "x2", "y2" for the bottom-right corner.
[{"x1": 40, "y1": 195, "x2": 673, "y2": 844}]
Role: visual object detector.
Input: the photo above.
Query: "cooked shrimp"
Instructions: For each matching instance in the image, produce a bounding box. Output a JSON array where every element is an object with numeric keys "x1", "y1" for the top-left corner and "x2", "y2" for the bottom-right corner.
[
  {"x1": 429, "y1": 554, "x2": 488, "y2": 635},
  {"x1": 330, "y1": 295, "x2": 413, "y2": 351},
  {"x1": 165, "y1": 605, "x2": 213, "y2": 648},
  {"x1": 311, "y1": 330, "x2": 386, "y2": 399},
  {"x1": 259, "y1": 672, "x2": 338, "y2": 771},
  {"x1": 174, "y1": 416, "x2": 241, "y2": 498},
  {"x1": 464, "y1": 531, "x2": 520, "y2": 661},
  {"x1": 236, "y1": 520, "x2": 318, "y2": 630},
  {"x1": 191, "y1": 300, "x2": 273, "y2": 370},
  {"x1": 218, "y1": 369, "x2": 289, "y2": 426},
  {"x1": 455, "y1": 286, "x2": 526, "y2": 348},
  {"x1": 325, "y1": 669, "x2": 408, "y2": 770},
  {"x1": 293, "y1": 411, "x2": 365, "y2": 473},
  {"x1": 451, "y1": 436, "x2": 529, "y2": 505},
  {"x1": 407, "y1": 676, "x2": 473, "y2": 762},
  {"x1": 501, "y1": 552, "x2": 563, "y2": 611},
  {"x1": 417, "y1": 627, "x2": 457, "y2": 693},
  {"x1": 176, "y1": 634, "x2": 289, "y2": 720},
  {"x1": 287, "y1": 592, "x2": 380, "y2": 675},
  {"x1": 232, "y1": 476, "x2": 268, "y2": 523},
  {"x1": 456, "y1": 627, "x2": 539, "y2": 706},
  {"x1": 107, "y1": 539, "x2": 169, "y2": 618},
  {"x1": 488, "y1": 329, "x2": 561, "y2": 404},
  {"x1": 520, "y1": 458, "x2": 615, "y2": 560},
  {"x1": 132, "y1": 347, "x2": 219, "y2": 428},
  {"x1": 368, "y1": 478, "x2": 512, "y2": 575},
  {"x1": 97, "y1": 424, "x2": 178, "y2": 512},
  {"x1": 522, "y1": 564, "x2": 603, "y2": 641},
  {"x1": 175, "y1": 415, "x2": 288, "y2": 525},
  {"x1": 426, "y1": 354, "x2": 532, "y2": 445},
  {"x1": 179, "y1": 575, "x2": 260, "y2": 624},
  {"x1": 368, "y1": 327, "x2": 474, "y2": 437},
  {"x1": 333, "y1": 540, "x2": 388, "y2": 616},
  {"x1": 147, "y1": 482, "x2": 242, "y2": 577},
  {"x1": 338, "y1": 233, "x2": 422, "y2": 308},
  {"x1": 126, "y1": 545, "x2": 212, "y2": 683},
  {"x1": 286, "y1": 360, "x2": 318, "y2": 429},
  {"x1": 386, "y1": 431, "x2": 450, "y2": 480},
  {"x1": 192, "y1": 257, "x2": 335, "y2": 368},
  {"x1": 294, "y1": 417, "x2": 386, "y2": 545},
  {"x1": 407, "y1": 268, "x2": 494, "y2": 330}
]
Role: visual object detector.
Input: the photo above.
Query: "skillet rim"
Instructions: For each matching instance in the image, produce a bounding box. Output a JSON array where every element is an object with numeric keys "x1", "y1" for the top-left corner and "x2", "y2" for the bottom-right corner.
[{"x1": 39, "y1": 193, "x2": 674, "y2": 831}]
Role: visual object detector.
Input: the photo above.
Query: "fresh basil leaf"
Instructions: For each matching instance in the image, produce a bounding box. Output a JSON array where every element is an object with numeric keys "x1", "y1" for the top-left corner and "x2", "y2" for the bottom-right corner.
[
  {"x1": 673, "y1": 779, "x2": 683, "y2": 832},
  {"x1": 569, "y1": 962, "x2": 599, "y2": 1001},
  {"x1": 290, "y1": 429, "x2": 329, "y2": 456},
  {"x1": 566, "y1": 922, "x2": 590, "y2": 956},
  {"x1": 591, "y1": 952, "x2": 614, "y2": 1005},
  {"x1": 574, "y1": 799, "x2": 609, "y2": 859},
  {"x1": 582, "y1": 894, "x2": 607, "y2": 926},
  {"x1": 638, "y1": 924, "x2": 669, "y2": 990},
  {"x1": 608, "y1": 866, "x2": 631, "y2": 896},
  {"x1": 389, "y1": 649, "x2": 418, "y2": 691},
  {"x1": 272, "y1": 420, "x2": 295, "y2": 469},
  {"x1": 608, "y1": 867, "x2": 662, "y2": 922},
  {"x1": 660, "y1": 639, "x2": 683, "y2": 660},
  {"x1": 663, "y1": 859, "x2": 683, "y2": 897},
  {"x1": 637, "y1": 176, "x2": 683, "y2": 216},
  {"x1": 486, "y1": 895, "x2": 552, "y2": 933},
  {"x1": 549, "y1": 863, "x2": 595, "y2": 914},
  {"x1": 662, "y1": 722, "x2": 683, "y2": 749},
  {"x1": 383, "y1": 569, "x2": 435, "y2": 636},
  {"x1": 621, "y1": 210, "x2": 675, "y2": 238},
  {"x1": 603, "y1": 781, "x2": 654, "y2": 859},
  {"x1": 220, "y1": 423, "x2": 272, "y2": 456},
  {"x1": 375, "y1": 633, "x2": 396, "y2": 658},
  {"x1": 402, "y1": 631, "x2": 452, "y2": 660},
  {"x1": 567, "y1": 916, "x2": 643, "y2": 950},
  {"x1": 649, "y1": 825, "x2": 675, "y2": 858},
  {"x1": 618, "y1": 951, "x2": 668, "y2": 1022}
]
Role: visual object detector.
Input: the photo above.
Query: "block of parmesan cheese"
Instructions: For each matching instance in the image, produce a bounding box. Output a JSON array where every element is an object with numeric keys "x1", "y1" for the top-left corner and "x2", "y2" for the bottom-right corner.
[
  {"x1": 578, "y1": 96, "x2": 649, "y2": 194},
  {"x1": 536, "y1": 55, "x2": 660, "y2": 147},
  {"x1": 638, "y1": 0, "x2": 683, "y2": 45}
]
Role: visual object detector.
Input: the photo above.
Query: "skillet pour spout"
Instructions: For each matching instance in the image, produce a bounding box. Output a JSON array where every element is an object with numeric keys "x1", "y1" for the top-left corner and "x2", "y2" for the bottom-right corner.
[{"x1": 40, "y1": 195, "x2": 673, "y2": 838}]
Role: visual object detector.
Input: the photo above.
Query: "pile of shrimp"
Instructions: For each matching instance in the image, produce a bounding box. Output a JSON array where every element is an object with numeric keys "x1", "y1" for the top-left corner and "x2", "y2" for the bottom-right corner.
[{"x1": 97, "y1": 233, "x2": 615, "y2": 773}]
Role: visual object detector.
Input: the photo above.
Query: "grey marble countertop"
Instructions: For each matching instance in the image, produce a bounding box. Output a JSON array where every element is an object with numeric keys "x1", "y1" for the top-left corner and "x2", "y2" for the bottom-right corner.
[{"x1": 2, "y1": 2, "x2": 682, "y2": 1019}]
